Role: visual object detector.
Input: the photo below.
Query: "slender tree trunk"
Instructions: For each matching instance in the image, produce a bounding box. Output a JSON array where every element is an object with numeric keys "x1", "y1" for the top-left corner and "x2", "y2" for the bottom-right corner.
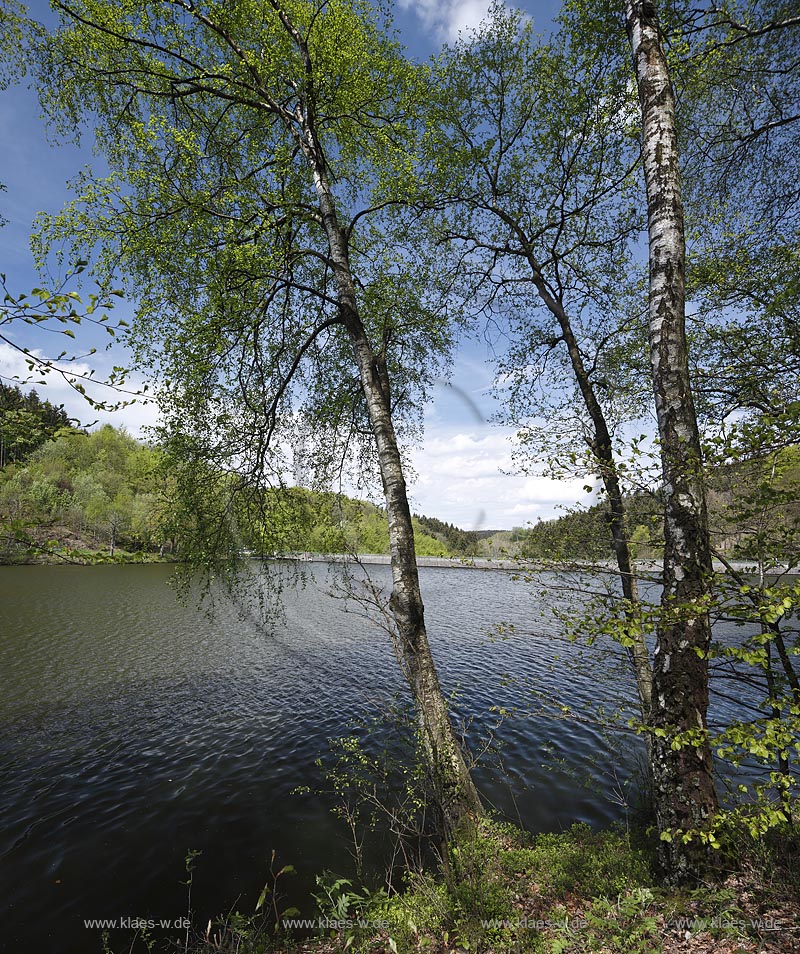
[
  {"x1": 308, "y1": 150, "x2": 483, "y2": 834},
  {"x1": 349, "y1": 304, "x2": 484, "y2": 831},
  {"x1": 531, "y1": 278, "x2": 653, "y2": 721},
  {"x1": 715, "y1": 551, "x2": 800, "y2": 705},
  {"x1": 625, "y1": 0, "x2": 719, "y2": 882},
  {"x1": 487, "y1": 207, "x2": 652, "y2": 717}
]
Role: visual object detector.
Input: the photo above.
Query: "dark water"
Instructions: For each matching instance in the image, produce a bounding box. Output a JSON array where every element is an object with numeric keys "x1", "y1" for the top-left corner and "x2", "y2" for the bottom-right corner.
[{"x1": 0, "y1": 562, "x2": 669, "y2": 952}]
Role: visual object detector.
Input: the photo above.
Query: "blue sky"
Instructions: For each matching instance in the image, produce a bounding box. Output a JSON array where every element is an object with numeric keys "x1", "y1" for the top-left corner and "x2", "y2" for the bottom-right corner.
[{"x1": 0, "y1": 0, "x2": 599, "y2": 529}]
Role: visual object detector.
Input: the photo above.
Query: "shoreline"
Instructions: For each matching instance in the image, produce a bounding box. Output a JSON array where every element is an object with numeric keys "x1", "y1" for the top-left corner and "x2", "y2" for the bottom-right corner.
[
  {"x1": 3, "y1": 546, "x2": 797, "y2": 576},
  {"x1": 273, "y1": 553, "x2": 800, "y2": 576}
]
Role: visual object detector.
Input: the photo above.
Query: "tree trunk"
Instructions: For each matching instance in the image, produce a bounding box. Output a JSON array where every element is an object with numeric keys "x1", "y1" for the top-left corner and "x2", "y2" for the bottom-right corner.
[
  {"x1": 625, "y1": 0, "x2": 719, "y2": 882},
  {"x1": 307, "y1": 146, "x2": 483, "y2": 835},
  {"x1": 532, "y1": 277, "x2": 653, "y2": 721},
  {"x1": 348, "y1": 304, "x2": 484, "y2": 832}
]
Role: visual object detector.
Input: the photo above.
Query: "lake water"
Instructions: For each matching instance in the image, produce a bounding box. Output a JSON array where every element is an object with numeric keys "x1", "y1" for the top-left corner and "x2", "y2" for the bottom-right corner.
[{"x1": 0, "y1": 562, "x2": 743, "y2": 953}]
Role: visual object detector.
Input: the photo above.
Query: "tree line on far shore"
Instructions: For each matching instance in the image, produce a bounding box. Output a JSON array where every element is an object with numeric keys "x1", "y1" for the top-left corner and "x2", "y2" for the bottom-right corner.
[
  {"x1": 0, "y1": 415, "x2": 454, "y2": 560},
  {"x1": 5, "y1": 402, "x2": 798, "y2": 578}
]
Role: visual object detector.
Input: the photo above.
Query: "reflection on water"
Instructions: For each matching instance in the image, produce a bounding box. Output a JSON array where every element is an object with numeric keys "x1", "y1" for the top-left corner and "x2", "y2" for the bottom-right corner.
[{"x1": 1, "y1": 562, "x2": 655, "y2": 952}]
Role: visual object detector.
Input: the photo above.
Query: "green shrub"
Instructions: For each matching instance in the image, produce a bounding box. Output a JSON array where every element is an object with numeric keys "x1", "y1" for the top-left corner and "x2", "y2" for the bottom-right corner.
[{"x1": 505, "y1": 823, "x2": 652, "y2": 900}]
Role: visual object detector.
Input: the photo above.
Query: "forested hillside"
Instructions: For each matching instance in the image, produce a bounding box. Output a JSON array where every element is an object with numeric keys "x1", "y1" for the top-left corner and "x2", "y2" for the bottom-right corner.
[
  {"x1": 0, "y1": 423, "x2": 171, "y2": 560},
  {"x1": 414, "y1": 514, "x2": 485, "y2": 556},
  {"x1": 0, "y1": 419, "x2": 452, "y2": 562},
  {"x1": 5, "y1": 405, "x2": 796, "y2": 566},
  {"x1": 492, "y1": 447, "x2": 800, "y2": 566},
  {"x1": 0, "y1": 383, "x2": 72, "y2": 467}
]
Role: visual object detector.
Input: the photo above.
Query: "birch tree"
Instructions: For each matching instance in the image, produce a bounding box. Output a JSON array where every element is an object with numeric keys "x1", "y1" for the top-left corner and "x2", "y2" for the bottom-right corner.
[
  {"x1": 31, "y1": 0, "x2": 482, "y2": 833},
  {"x1": 625, "y1": 0, "x2": 719, "y2": 880},
  {"x1": 676, "y1": 1, "x2": 800, "y2": 839},
  {"x1": 428, "y1": 7, "x2": 654, "y2": 721}
]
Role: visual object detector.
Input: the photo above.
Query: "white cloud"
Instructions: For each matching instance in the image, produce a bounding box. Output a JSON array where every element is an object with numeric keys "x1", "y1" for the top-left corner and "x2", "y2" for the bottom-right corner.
[
  {"x1": 398, "y1": 0, "x2": 493, "y2": 40},
  {"x1": 408, "y1": 416, "x2": 596, "y2": 529},
  {"x1": 0, "y1": 342, "x2": 160, "y2": 438}
]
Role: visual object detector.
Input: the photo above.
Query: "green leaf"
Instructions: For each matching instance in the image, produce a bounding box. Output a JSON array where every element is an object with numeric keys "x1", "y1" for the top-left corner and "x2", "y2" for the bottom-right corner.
[{"x1": 255, "y1": 882, "x2": 270, "y2": 911}]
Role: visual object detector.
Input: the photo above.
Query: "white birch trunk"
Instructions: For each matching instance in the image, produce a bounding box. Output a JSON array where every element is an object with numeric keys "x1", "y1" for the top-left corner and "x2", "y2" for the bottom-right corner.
[{"x1": 625, "y1": 0, "x2": 719, "y2": 882}]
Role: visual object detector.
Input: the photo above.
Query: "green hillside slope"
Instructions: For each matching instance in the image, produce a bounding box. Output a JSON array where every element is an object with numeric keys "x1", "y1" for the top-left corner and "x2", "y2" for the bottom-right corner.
[{"x1": 0, "y1": 421, "x2": 450, "y2": 562}]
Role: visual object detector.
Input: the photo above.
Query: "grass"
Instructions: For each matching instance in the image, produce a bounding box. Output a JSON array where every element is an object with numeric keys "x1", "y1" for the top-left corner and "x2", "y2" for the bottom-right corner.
[{"x1": 168, "y1": 815, "x2": 798, "y2": 954}]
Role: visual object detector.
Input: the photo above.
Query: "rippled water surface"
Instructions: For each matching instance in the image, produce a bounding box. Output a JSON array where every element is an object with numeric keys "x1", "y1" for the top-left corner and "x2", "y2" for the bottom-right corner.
[{"x1": 2, "y1": 562, "x2": 649, "y2": 953}]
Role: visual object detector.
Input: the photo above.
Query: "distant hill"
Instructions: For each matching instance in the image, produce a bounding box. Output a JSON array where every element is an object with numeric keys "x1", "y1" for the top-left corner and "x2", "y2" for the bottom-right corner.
[
  {"x1": 0, "y1": 412, "x2": 455, "y2": 563},
  {"x1": 6, "y1": 387, "x2": 794, "y2": 566},
  {"x1": 413, "y1": 515, "x2": 482, "y2": 556},
  {"x1": 484, "y1": 447, "x2": 800, "y2": 566}
]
